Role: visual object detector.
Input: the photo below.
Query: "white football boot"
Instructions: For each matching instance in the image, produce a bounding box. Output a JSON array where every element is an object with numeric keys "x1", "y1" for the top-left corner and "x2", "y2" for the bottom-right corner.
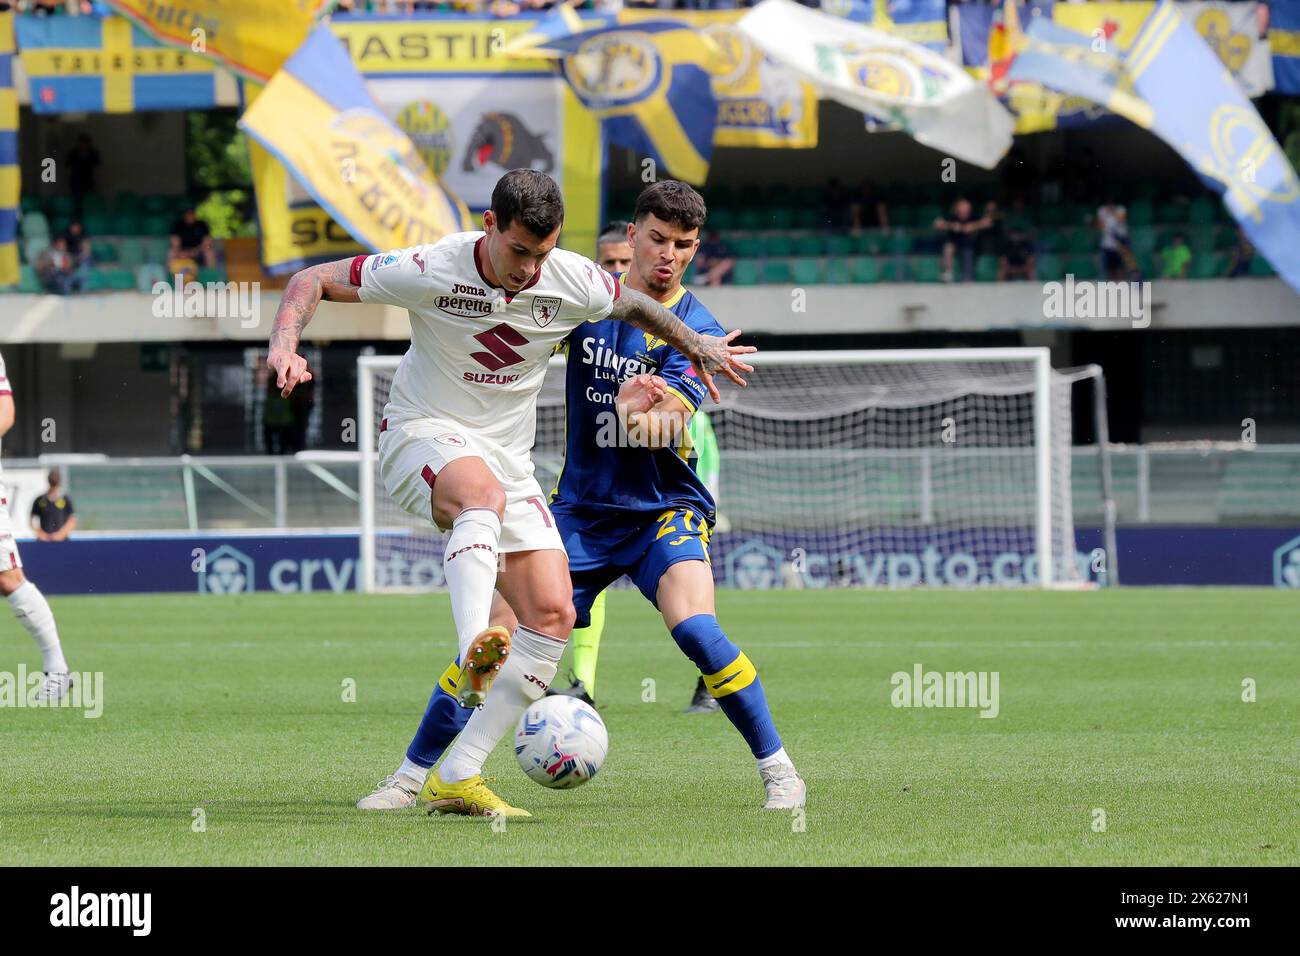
[
  {"x1": 356, "y1": 773, "x2": 422, "y2": 810},
  {"x1": 759, "y1": 763, "x2": 807, "y2": 810},
  {"x1": 35, "y1": 672, "x2": 72, "y2": 702}
]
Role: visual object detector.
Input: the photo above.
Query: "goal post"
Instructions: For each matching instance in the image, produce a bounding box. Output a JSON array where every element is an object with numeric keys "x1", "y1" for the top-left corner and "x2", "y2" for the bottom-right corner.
[{"x1": 358, "y1": 347, "x2": 1086, "y2": 592}]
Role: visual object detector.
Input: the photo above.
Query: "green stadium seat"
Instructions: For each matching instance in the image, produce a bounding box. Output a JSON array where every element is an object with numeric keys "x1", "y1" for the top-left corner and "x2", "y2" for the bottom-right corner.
[
  {"x1": 90, "y1": 239, "x2": 118, "y2": 263},
  {"x1": 890, "y1": 205, "x2": 915, "y2": 228},
  {"x1": 911, "y1": 256, "x2": 944, "y2": 283},
  {"x1": 83, "y1": 213, "x2": 111, "y2": 236},
  {"x1": 1216, "y1": 226, "x2": 1240, "y2": 250},
  {"x1": 974, "y1": 255, "x2": 999, "y2": 282},
  {"x1": 136, "y1": 263, "x2": 167, "y2": 293},
  {"x1": 850, "y1": 257, "x2": 880, "y2": 284},
  {"x1": 709, "y1": 208, "x2": 736, "y2": 231},
  {"x1": 48, "y1": 195, "x2": 76, "y2": 216},
  {"x1": 100, "y1": 267, "x2": 136, "y2": 291},
  {"x1": 1131, "y1": 182, "x2": 1160, "y2": 202},
  {"x1": 793, "y1": 234, "x2": 825, "y2": 256},
  {"x1": 915, "y1": 205, "x2": 943, "y2": 228},
  {"x1": 20, "y1": 195, "x2": 43, "y2": 214},
  {"x1": 82, "y1": 194, "x2": 109, "y2": 216},
  {"x1": 1066, "y1": 254, "x2": 1099, "y2": 280},
  {"x1": 762, "y1": 235, "x2": 794, "y2": 257},
  {"x1": 50, "y1": 216, "x2": 70, "y2": 238},
  {"x1": 824, "y1": 259, "x2": 852, "y2": 284},
  {"x1": 113, "y1": 192, "x2": 142, "y2": 213},
  {"x1": 1138, "y1": 251, "x2": 1160, "y2": 277},
  {"x1": 20, "y1": 211, "x2": 50, "y2": 239},
  {"x1": 145, "y1": 238, "x2": 171, "y2": 264},
  {"x1": 1128, "y1": 200, "x2": 1154, "y2": 228},
  {"x1": 141, "y1": 195, "x2": 169, "y2": 215},
  {"x1": 23, "y1": 237, "x2": 46, "y2": 264},
  {"x1": 762, "y1": 259, "x2": 792, "y2": 284},
  {"x1": 116, "y1": 238, "x2": 147, "y2": 268},
  {"x1": 1189, "y1": 252, "x2": 1226, "y2": 279},
  {"x1": 1247, "y1": 255, "x2": 1275, "y2": 277},
  {"x1": 1156, "y1": 202, "x2": 1187, "y2": 224},
  {"x1": 825, "y1": 235, "x2": 853, "y2": 257},
  {"x1": 1188, "y1": 225, "x2": 1217, "y2": 254},
  {"x1": 110, "y1": 214, "x2": 141, "y2": 235},
  {"x1": 197, "y1": 266, "x2": 228, "y2": 284},
  {"x1": 1187, "y1": 197, "x2": 1216, "y2": 225},
  {"x1": 83, "y1": 269, "x2": 106, "y2": 292},
  {"x1": 792, "y1": 207, "x2": 820, "y2": 230},
  {"x1": 886, "y1": 231, "x2": 912, "y2": 255},
  {"x1": 790, "y1": 258, "x2": 823, "y2": 285},
  {"x1": 736, "y1": 209, "x2": 764, "y2": 231},
  {"x1": 1066, "y1": 229, "x2": 1096, "y2": 255},
  {"x1": 1037, "y1": 230, "x2": 1064, "y2": 254},
  {"x1": 1036, "y1": 254, "x2": 1065, "y2": 281},
  {"x1": 1130, "y1": 226, "x2": 1158, "y2": 254},
  {"x1": 880, "y1": 258, "x2": 905, "y2": 282},
  {"x1": 141, "y1": 216, "x2": 171, "y2": 237},
  {"x1": 731, "y1": 260, "x2": 761, "y2": 286},
  {"x1": 854, "y1": 232, "x2": 884, "y2": 255},
  {"x1": 1040, "y1": 204, "x2": 1068, "y2": 227},
  {"x1": 16, "y1": 265, "x2": 42, "y2": 293},
  {"x1": 794, "y1": 186, "x2": 821, "y2": 208},
  {"x1": 768, "y1": 207, "x2": 794, "y2": 230},
  {"x1": 731, "y1": 235, "x2": 761, "y2": 258}
]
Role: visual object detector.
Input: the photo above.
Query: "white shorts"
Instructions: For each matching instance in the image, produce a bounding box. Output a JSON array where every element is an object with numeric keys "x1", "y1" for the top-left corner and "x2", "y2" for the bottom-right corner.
[
  {"x1": 0, "y1": 493, "x2": 20, "y2": 572},
  {"x1": 378, "y1": 413, "x2": 564, "y2": 555}
]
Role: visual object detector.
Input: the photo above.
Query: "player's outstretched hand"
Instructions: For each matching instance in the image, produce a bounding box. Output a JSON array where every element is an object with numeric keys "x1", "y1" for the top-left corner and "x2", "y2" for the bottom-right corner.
[
  {"x1": 617, "y1": 373, "x2": 668, "y2": 416},
  {"x1": 268, "y1": 347, "x2": 313, "y2": 398},
  {"x1": 694, "y1": 330, "x2": 757, "y2": 403}
]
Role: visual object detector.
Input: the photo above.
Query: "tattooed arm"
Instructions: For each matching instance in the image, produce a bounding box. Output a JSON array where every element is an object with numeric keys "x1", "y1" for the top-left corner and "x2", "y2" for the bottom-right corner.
[
  {"x1": 267, "y1": 259, "x2": 360, "y2": 397},
  {"x1": 609, "y1": 286, "x2": 756, "y2": 403}
]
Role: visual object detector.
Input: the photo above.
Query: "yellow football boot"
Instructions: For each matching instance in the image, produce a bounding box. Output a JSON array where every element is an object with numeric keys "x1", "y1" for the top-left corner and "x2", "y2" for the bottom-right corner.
[
  {"x1": 456, "y1": 625, "x2": 511, "y2": 709},
  {"x1": 419, "y1": 772, "x2": 531, "y2": 818}
]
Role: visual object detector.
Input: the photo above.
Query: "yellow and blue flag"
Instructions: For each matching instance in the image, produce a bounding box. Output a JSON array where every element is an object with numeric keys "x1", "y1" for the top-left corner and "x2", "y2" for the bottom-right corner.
[
  {"x1": 16, "y1": 14, "x2": 218, "y2": 114},
  {"x1": 1125, "y1": 1, "x2": 1300, "y2": 291},
  {"x1": 508, "y1": 6, "x2": 720, "y2": 184},
  {"x1": 239, "y1": 27, "x2": 469, "y2": 257},
  {"x1": 0, "y1": 10, "x2": 17, "y2": 287},
  {"x1": 101, "y1": 0, "x2": 330, "y2": 83},
  {"x1": 1006, "y1": 16, "x2": 1154, "y2": 129},
  {"x1": 1271, "y1": 0, "x2": 1300, "y2": 95}
]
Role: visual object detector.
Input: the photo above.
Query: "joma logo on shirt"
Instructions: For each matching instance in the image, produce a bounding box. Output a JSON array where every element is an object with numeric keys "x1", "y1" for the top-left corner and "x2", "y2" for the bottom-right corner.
[{"x1": 452, "y1": 283, "x2": 487, "y2": 297}]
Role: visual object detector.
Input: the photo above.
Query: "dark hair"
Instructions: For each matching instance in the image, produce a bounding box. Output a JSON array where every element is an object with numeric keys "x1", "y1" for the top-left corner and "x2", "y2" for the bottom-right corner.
[
  {"x1": 634, "y1": 181, "x2": 706, "y2": 232},
  {"x1": 491, "y1": 169, "x2": 564, "y2": 238},
  {"x1": 597, "y1": 220, "x2": 630, "y2": 246}
]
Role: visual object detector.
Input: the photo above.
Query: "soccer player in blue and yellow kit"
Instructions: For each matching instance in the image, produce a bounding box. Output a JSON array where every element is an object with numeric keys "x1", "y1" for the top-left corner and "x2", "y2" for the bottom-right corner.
[{"x1": 358, "y1": 182, "x2": 804, "y2": 813}]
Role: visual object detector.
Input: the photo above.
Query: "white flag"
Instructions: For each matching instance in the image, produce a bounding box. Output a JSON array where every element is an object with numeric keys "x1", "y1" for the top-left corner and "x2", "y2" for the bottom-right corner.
[{"x1": 738, "y1": 0, "x2": 1013, "y2": 169}]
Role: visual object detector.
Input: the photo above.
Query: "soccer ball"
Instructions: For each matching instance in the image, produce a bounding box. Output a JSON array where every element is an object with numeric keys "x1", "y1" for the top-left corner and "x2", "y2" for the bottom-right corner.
[{"x1": 514, "y1": 695, "x2": 608, "y2": 789}]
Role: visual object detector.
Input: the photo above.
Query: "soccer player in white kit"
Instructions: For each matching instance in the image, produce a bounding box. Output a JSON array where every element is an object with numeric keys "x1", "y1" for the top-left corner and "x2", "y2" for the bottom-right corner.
[
  {"x1": 0, "y1": 351, "x2": 73, "y2": 700},
  {"x1": 267, "y1": 170, "x2": 754, "y2": 815}
]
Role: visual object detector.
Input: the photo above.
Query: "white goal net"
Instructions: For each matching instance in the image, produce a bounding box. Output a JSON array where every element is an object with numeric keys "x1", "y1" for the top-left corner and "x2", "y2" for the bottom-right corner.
[{"x1": 358, "y1": 348, "x2": 1081, "y2": 592}]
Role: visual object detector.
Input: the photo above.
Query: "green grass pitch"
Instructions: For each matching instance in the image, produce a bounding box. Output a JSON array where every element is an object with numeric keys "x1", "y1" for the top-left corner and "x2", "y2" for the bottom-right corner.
[{"x1": 0, "y1": 589, "x2": 1296, "y2": 866}]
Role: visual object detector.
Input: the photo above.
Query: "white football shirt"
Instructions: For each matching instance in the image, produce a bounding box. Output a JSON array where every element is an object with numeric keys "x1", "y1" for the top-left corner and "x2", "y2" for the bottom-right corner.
[{"x1": 352, "y1": 231, "x2": 619, "y2": 471}]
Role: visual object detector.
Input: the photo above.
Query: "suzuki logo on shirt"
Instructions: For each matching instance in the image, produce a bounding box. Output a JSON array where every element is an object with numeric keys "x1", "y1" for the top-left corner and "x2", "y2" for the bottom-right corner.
[{"x1": 468, "y1": 323, "x2": 528, "y2": 383}]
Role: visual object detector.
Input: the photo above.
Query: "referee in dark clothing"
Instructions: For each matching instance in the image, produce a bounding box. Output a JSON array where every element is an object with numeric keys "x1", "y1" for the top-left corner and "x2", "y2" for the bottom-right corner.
[{"x1": 31, "y1": 470, "x2": 77, "y2": 542}]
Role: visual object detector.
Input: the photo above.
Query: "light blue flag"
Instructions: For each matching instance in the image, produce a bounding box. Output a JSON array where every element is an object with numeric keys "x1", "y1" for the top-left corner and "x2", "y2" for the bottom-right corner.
[
  {"x1": 1006, "y1": 16, "x2": 1153, "y2": 128},
  {"x1": 1125, "y1": 1, "x2": 1300, "y2": 292}
]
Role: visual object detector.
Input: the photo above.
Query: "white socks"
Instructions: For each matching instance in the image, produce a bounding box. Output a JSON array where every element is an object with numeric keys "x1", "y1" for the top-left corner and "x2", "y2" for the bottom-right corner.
[
  {"x1": 443, "y1": 508, "x2": 502, "y2": 660},
  {"x1": 8, "y1": 581, "x2": 67, "y2": 673},
  {"x1": 439, "y1": 624, "x2": 566, "y2": 783},
  {"x1": 756, "y1": 748, "x2": 794, "y2": 771},
  {"x1": 395, "y1": 757, "x2": 429, "y2": 788}
]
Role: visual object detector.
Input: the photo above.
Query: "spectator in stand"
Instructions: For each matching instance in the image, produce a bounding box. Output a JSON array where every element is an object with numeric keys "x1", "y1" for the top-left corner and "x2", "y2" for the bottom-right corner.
[
  {"x1": 1096, "y1": 199, "x2": 1134, "y2": 281},
  {"x1": 68, "y1": 134, "x2": 100, "y2": 218},
  {"x1": 1227, "y1": 229, "x2": 1255, "y2": 277},
  {"x1": 332, "y1": 0, "x2": 357, "y2": 12},
  {"x1": 595, "y1": 221, "x2": 633, "y2": 274},
  {"x1": 35, "y1": 237, "x2": 80, "y2": 294},
  {"x1": 31, "y1": 470, "x2": 77, "y2": 542},
  {"x1": 168, "y1": 207, "x2": 215, "y2": 283},
  {"x1": 934, "y1": 197, "x2": 991, "y2": 282},
  {"x1": 1159, "y1": 232, "x2": 1191, "y2": 279},
  {"x1": 850, "y1": 179, "x2": 889, "y2": 230},
  {"x1": 691, "y1": 228, "x2": 735, "y2": 286},
  {"x1": 998, "y1": 223, "x2": 1036, "y2": 281},
  {"x1": 62, "y1": 219, "x2": 93, "y2": 289}
]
